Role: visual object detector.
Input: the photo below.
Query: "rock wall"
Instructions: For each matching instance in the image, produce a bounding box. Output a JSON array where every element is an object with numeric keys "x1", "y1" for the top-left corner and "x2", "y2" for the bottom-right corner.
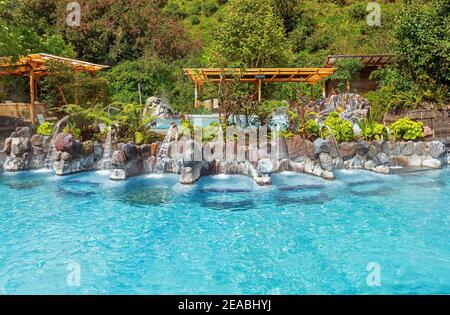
[
  {"x1": 51, "y1": 133, "x2": 104, "y2": 175},
  {"x1": 285, "y1": 136, "x2": 448, "y2": 175},
  {"x1": 2, "y1": 127, "x2": 51, "y2": 171}
]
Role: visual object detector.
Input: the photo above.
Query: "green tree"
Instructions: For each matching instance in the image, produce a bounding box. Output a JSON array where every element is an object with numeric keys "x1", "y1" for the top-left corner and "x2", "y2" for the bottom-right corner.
[
  {"x1": 208, "y1": 0, "x2": 292, "y2": 67},
  {"x1": 394, "y1": 0, "x2": 450, "y2": 87}
]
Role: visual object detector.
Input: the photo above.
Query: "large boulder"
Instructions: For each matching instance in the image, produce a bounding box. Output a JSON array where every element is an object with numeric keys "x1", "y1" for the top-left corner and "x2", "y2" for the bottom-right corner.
[
  {"x1": 376, "y1": 152, "x2": 389, "y2": 165},
  {"x1": 356, "y1": 140, "x2": 370, "y2": 156},
  {"x1": 10, "y1": 127, "x2": 31, "y2": 138},
  {"x1": 313, "y1": 138, "x2": 330, "y2": 158},
  {"x1": 11, "y1": 138, "x2": 26, "y2": 156},
  {"x1": 122, "y1": 142, "x2": 138, "y2": 160},
  {"x1": 3, "y1": 137, "x2": 12, "y2": 155},
  {"x1": 428, "y1": 141, "x2": 445, "y2": 159},
  {"x1": 111, "y1": 150, "x2": 128, "y2": 167},
  {"x1": 338, "y1": 142, "x2": 356, "y2": 160},
  {"x1": 422, "y1": 158, "x2": 442, "y2": 169},
  {"x1": 319, "y1": 152, "x2": 333, "y2": 171},
  {"x1": 414, "y1": 141, "x2": 427, "y2": 156},
  {"x1": 349, "y1": 155, "x2": 364, "y2": 169},
  {"x1": 54, "y1": 133, "x2": 74, "y2": 153},
  {"x1": 401, "y1": 141, "x2": 415, "y2": 156},
  {"x1": 145, "y1": 96, "x2": 175, "y2": 118}
]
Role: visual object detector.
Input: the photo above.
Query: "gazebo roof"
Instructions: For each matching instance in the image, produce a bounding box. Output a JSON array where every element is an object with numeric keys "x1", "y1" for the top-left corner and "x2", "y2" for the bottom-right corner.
[
  {"x1": 0, "y1": 53, "x2": 109, "y2": 76},
  {"x1": 184, "y1": 68, "x2": 337, "y2": 85},
  {"x1": 324, "y1": 54, "x2": 396, "y2": 68}
]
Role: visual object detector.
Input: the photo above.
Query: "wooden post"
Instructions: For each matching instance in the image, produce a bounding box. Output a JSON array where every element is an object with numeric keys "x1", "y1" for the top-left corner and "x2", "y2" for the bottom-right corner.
[
  {"x1": 29, "y1": 67, "x2": 36, "y2": 125},
  {"x1": 309, "y1": 84, "x2": 314, "y2": 102},
  {"x1": 258, "y1": 79, "x2": 262, "y2": 102},
  {"x1": 346, "y1": 80, "x2": 350, "y2": 94}
]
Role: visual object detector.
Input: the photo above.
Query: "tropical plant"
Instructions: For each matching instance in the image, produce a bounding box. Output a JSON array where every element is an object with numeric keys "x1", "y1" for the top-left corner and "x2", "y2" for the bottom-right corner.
[
  {"x1": 36, "y1": 121, "x2": 54, "y2": 136},
  {"x1": 323, "y1": 112, "x2": 354, "y2": 143},
  {"x1": 390, "y1": 118, "x2": 423, "y2": 141},
  {"x1": 304, "y1": 119, "x2": 320, "y2": 138},
  {"x1": 356, "y1": 113, "x2": 388, "y2": 141}
]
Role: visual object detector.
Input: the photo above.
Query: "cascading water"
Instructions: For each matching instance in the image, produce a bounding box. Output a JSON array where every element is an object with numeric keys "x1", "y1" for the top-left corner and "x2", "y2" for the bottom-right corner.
[
  {"x1": 98, "y1": 126, "x2": 113, "y2": 170},
  {"x1": 44, "y1": 115, "x2": 70, "y2": 169},
  {"x1": 320, "y1": 125, "x2": 344, "y2": 169},
  {"x1": 154, "y1": 125, "x2": 178, "y2": 174}
]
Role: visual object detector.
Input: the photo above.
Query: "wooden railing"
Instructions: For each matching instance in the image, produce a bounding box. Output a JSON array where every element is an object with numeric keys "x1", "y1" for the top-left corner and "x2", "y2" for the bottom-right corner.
[{"x1": 0, "y1": 102, "x2": 47, "y2": 121}]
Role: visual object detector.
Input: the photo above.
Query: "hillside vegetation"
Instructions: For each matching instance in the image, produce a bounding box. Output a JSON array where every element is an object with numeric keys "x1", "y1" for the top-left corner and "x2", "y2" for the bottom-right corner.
[{"x1": 0, "y1": 0, "x2": 448, "y2": 119}]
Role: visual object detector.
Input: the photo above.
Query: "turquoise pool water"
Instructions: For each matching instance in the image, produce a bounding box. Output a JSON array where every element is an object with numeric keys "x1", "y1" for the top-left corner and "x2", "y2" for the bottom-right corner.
[{"x1": 0, "y1": 168, "x2": 449, "y2": 294}]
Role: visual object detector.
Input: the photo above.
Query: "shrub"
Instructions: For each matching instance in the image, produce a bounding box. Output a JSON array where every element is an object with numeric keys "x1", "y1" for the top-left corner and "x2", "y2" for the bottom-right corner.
[
  {"x1": 390, "y1": 118, "x2": 423, "y2": 141},
  {"x1": 305, "y1": 119, "x2": 320, "y2": 138},
  {"x1": 36, "y1": 122, "x2": 54, "y2": 136},
  {"x1": 323, "y1": 112, "x2": 354, "y2": 143},
  {"x1": 357, "y1": 114, "x2": 387, "y2": 141}
]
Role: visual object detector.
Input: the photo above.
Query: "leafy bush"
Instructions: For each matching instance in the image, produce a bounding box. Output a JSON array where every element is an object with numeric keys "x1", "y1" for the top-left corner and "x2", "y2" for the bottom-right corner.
[
  {"x1": 390, "y1": 118, "x2": 423, "y2": 141},
  {"x1": 305, "y1": 119, "x2": 320, "y2": 138},
  {"x1": 356, "y1": 115, "x2": 386, "y2": 141},
  {"x1": 256, "y1": 100, "x2": 286, "y2": 125},
  {"x1": 36, "y1": 122, "x2": 54, "y2": 136},
  {"x1": 323, "y1": 112, "x2": 354, "y2": 142}
]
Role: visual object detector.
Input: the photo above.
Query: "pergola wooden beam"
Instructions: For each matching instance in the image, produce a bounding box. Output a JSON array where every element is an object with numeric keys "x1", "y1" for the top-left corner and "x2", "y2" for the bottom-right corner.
[
  {"x1": 184, "y1": 67, "x2": 336, "y2": 107},
  {"x1": 0, "y1": 53, "x2": 109, "y2": 125}
]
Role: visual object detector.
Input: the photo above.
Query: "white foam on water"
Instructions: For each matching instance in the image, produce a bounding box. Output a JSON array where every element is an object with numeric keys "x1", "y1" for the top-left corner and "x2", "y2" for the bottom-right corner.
[
  {"x1": 390, "y1": 166, "x2": 403, "y2": 169},
  {"x1": 212, "y1": 174, "x2": 231, "y2": 180},
  {"x1": 94, "y1": 170, "x2": 112, "y2": 176},
  {"x1": 278, "y1": 171, "x2": 297, "y2": 176},
  {"x1": 146, "y1": 174, "x2": 165, "y2": 179},
  {"x1": 30, "y1": 168, "x2": 54, "y2": 174}
]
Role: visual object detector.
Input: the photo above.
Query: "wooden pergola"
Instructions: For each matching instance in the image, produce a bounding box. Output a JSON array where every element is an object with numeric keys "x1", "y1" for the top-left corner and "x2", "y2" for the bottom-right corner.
[
  {"x1": 184, "y1": 68, "x2": 337, "y2": 107},
  {"x1": 0, "y1": 53, "x2": 109, "y2": 125},
  {"x1": 324, "y1": 54, "x2": 396, "y2": 68}
]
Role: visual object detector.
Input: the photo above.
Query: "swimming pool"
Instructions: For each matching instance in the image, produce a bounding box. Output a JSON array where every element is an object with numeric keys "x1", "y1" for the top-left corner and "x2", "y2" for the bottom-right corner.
[{"x1": 0, "y1": 168, "x2": 449, "y2": 294}]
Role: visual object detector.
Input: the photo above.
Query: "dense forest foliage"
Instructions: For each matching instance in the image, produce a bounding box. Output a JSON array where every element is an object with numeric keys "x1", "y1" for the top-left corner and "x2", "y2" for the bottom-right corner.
[{"x1": 0, "y1": 0, "x2": 448, "y2": 119}]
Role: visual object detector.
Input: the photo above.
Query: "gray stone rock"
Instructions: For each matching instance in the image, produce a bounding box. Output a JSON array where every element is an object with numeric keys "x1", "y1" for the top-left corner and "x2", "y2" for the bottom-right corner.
[
  {"x1": 338, "y1": 142, "x2": 356, "y2": 160},
  {"x1": 401, "y1": 141, "x2": 415, "y2": 156},
  {"x1": 304, "y1": 158, "x2": 315, "y2": 173},
  {"x1": 408, "y1": 154, "x2": 422, "y2": 167},
  {"x1": 414, "y1": 141, "x2": 427, "y2": 156},
  {"x1": 376, "y1": 152, "x2": 389, "y2": 165},
  {"x1": 422, "y1": 158, "x2": 442, "y2": 169},
  {"x1": 3, "y1": 137, "x2": 12, "y2": 155},
  {"x1": 319, "y1": 152, "x2": 333, "y2": 171},
  {"x1": 256, "y1": 158, "x2": 273, "y2": 174},
  {"x1": 93, "y1": 142, "x2": 103, "y2": 161},
  {"x1": 349, "y1": 155, "x2": 364, "y2": 169},
  {"x1": 11, "y1": 138, "x2": 26, "y2": 156},
  {"x1": 366, "y1": 145, "x2": 378, "y2": 160},
  {"x1": 312, "y1": 163, "x2": 323, "y2": 177},
  {"x1": 313, "y1": 138, "x2": 330, "y2": 158},
  {"x1": 356, "y1": 141, "x2": 370, "y2": 156},
  {"x1": 61, "y1": 152, "x2": 72, "y2": 161},
  {"x1": 374, "y1": 165, "x2": 390, "y2": 174},
  {"x1": 322, "y1": 170, "x2": 334, "y2": 180},
  {"x1": 364, "y1": 160, "x2": 376, "y2": 170},
  {"x1": 428, "y1": 141, "x2": 445, "y2": 159}
]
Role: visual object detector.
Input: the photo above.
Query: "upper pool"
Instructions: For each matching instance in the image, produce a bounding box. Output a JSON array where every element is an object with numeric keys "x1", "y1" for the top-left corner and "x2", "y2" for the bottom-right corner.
[{"x1": 0, "y1": 168, "x2": 449, "y2": 294}]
